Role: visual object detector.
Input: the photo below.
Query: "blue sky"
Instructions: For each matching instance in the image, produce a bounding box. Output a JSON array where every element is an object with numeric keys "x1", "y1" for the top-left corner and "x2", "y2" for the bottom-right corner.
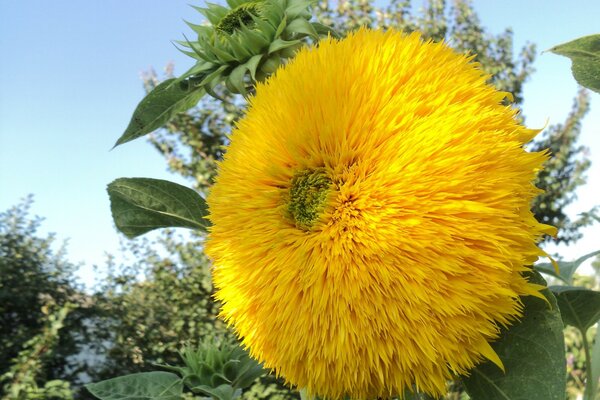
[{"x1": 1, "y1": 1, "x2": 599, "y2": 287}]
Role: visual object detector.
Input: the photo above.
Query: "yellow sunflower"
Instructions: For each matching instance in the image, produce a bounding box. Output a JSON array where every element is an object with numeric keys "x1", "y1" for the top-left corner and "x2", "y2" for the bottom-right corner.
[{"x1": 205, "y1": 28, "x2": 555, "y2": 399}]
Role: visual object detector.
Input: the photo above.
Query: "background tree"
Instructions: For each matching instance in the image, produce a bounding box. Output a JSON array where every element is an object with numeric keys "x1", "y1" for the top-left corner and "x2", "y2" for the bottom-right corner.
[
  {"x1": 0, "y1": 198, "x2": 93, "y2": 398},
  {"x1": 89, "y1": 231, "x2": 226, "y2": 382},
  {"x1": 530, "y1": 89, "x2": 596, "y2": 244}
]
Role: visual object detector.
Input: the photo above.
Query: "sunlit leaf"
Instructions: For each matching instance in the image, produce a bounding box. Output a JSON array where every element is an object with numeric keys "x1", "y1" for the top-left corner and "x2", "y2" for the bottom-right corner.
[
  {"x1": 107, "y1": 178, "x2": 210, "y2": 238},
  {"x1": 85, "y1": 372, "x2": 183, "y2": 400},
  {"x1": 549, "y1": 34, "x2": 600, "y2": 93},
  {"x1": 115, "y1": 79, "x2": 205, "y2": 147}
]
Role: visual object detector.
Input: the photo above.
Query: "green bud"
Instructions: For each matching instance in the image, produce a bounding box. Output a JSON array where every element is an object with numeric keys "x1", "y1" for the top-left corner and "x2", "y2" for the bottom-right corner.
[
  {"x1": 216, "y1": 3, "x2": 261, "y2": 35},
  {"x1": 176, "y1": 0, "x2": 332, "y2": 98}
]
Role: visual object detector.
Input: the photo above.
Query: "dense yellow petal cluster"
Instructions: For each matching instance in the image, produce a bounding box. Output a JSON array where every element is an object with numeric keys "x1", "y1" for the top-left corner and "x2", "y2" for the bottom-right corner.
[{"x1": 206, "y1": 28, "x2": 554, "y2": 399}]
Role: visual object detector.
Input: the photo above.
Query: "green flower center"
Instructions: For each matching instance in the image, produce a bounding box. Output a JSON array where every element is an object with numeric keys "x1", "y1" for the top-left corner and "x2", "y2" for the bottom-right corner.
[
  {"x1": 287, "y1": 169, "x2": 332, "y2": 230},
  {"x1": 216, "y1": 3, "x2": 260, "y2": 35}
]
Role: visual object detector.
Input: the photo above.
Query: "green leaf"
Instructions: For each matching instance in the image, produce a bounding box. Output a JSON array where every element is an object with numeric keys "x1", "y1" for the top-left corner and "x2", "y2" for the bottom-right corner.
[
  {"x1": 550, "y1": 286, "x2": 600, "y2": 332},
  {"x1": 284, "y1": 18, "x2": 318, "y2": 39},
  {"x1": 462, "y1": 271, "x2": 566, "y2": 400},
  {"x1": 190, "y1": 384, "x2": 241, "y2": 400},
  {"x1": 115, "y1": 79, "x2": 205, "y2": 147},
  {"x1": 311, "y1": 22, "x2": 341, "y2": 39},
  {"x1": 107, "y1": 178, "x2": 210, "y2": 238},
  {"x1": 549, "y1": 34, "x2": 600, "y2": 93},
  {"x1": 232, "y1": 362, "x2": 265, "y2": 389},
  {"x1": 268, "y1": 38, "x2": 301, "y2": 55},
  {"x1": 85, "y1": 372, "x2": 183, "y2": 400},
  {"x1": 535, "y1": 250, "x2": 600, "y2": 284}
]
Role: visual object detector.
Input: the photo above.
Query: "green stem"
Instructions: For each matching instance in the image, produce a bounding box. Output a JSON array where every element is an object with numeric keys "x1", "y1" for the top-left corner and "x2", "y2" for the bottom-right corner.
[{"x1": 582, "y1": 327, "x2": 594, "y2": 400}]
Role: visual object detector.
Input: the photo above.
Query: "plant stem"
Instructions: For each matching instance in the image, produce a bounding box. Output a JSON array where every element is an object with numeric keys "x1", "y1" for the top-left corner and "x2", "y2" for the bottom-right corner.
[{"x1": 582, "y1": 327, "x2": 594, "y2": 400}]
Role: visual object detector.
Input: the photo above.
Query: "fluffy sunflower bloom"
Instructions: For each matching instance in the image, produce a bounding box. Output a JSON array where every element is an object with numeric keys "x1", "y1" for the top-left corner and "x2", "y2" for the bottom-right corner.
[{"x1": 206, "y1": 28, "x2": 555, "y2": 399}]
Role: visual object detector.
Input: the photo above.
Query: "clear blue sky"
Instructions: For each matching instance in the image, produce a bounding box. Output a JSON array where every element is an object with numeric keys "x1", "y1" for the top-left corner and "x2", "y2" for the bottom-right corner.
[{"x1": 1, "y1": 1, "x2": 599, "y2": 287}]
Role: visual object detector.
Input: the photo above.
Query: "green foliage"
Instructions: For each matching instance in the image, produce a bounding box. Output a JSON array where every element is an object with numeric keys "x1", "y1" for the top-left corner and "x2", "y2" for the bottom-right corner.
[
  {"x1": 529, "y1": 90, "x2": 597, "y2": 244},
  {"x1": 90, "y1": 231, "x2": 225, "y2": 379},
  {"x1": 591, "y1": 327, "x2": 600, "y2": 399},
  {"x1": 143, "y1": 71, "x2": 242, "y2": 194},
  {"x1": 462, "y1": 272, "x2": 566, "y2": 400},
  {"x1": 116, "y1": 79, "x2": 205, "y2": 147},
  {"x1": 552, "y1": 287, "x2": 600, "y2": 332},
  {"x1": 240, "y1": 376, "x2": 297, "y2": 400},
  {"x1": 0, "y1": 302, "x2": 75, "y2": 400},
  {"x1": 86, "y1": 372, "x2": 183, "y2": 400},
  {"x1": 550, "y1": 34, "x2": 600, "y2": 94},
  {"x1": 535, "y1": 250, "x2": 600, "y2": 285},
  {"x1": 167, "y1": 341, "x2": 265, "y2": 394},
  {"x1": 88, "y1": 342, "x2": 266, "y2": 400},
  {"x1": 550, "y1": 274, "x2": 600, "y2": 400},
  {"x1": 178, "y1": 0, "x2": 317, "y2": 96},
  {"x1": 107, "y1": 178, "x2": 210, "y2": 238},
  {"x1": 117, "y1": 0, "x2": 324, "y2": 146},
  {"x1": 563, "y1": 267, "x2": 600, "y2": 400},
  {"x1": 0, "y1": 198, "x2": 92, "y2": 398}
]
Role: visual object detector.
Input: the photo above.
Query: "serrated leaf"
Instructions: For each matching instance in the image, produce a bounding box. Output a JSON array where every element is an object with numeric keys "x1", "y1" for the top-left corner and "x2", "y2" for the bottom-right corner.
[
  {"x1": 85, "y1": 372, "x2": 183, "y2": 400},
  {"x1": 549, "y1": 34, "x2": 600, "y2": 93},
  {"x1": 116, "y1": 79, "x2": 205, "y2": 147},
  {"x1": 551, "y1": 286, "x2": 600, "y2": 332},
  {"x1": 107, "y1": 178, "x2": 210, "y2": 238},
  {"x1": 462, "y1": 271, "x2": 565, "y2": 400},
  {"x1": 535, "y1": 250, "x2": 600, "y2": 284}
]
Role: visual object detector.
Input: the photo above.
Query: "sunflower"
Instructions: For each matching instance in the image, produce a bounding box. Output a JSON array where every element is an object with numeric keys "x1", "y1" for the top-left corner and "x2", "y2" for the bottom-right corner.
[
  {"x1": 177, "y1": 0, "x2": 325, "y2": 96},
  {"x1": 205, "y1": 28, "x2": 555, "y2": 399}
]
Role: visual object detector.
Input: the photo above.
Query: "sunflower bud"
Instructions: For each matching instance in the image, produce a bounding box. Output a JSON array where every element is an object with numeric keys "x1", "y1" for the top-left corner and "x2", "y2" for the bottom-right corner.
[
  {"x1": 178, "y1": 0, "x2": 322, "y2": 97},
  {"x1": 159, "y1": 340, "x2": 266, "y2": 400}
]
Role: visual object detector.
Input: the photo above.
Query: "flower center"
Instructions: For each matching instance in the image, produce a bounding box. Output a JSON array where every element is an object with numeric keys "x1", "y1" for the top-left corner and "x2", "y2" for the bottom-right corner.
[
  {"x1": 287, "y1": 169, "x2": 332, "y2": 230},
  {"x1": 216, "y1": 3, "x2": 260, "y2": 35}
]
